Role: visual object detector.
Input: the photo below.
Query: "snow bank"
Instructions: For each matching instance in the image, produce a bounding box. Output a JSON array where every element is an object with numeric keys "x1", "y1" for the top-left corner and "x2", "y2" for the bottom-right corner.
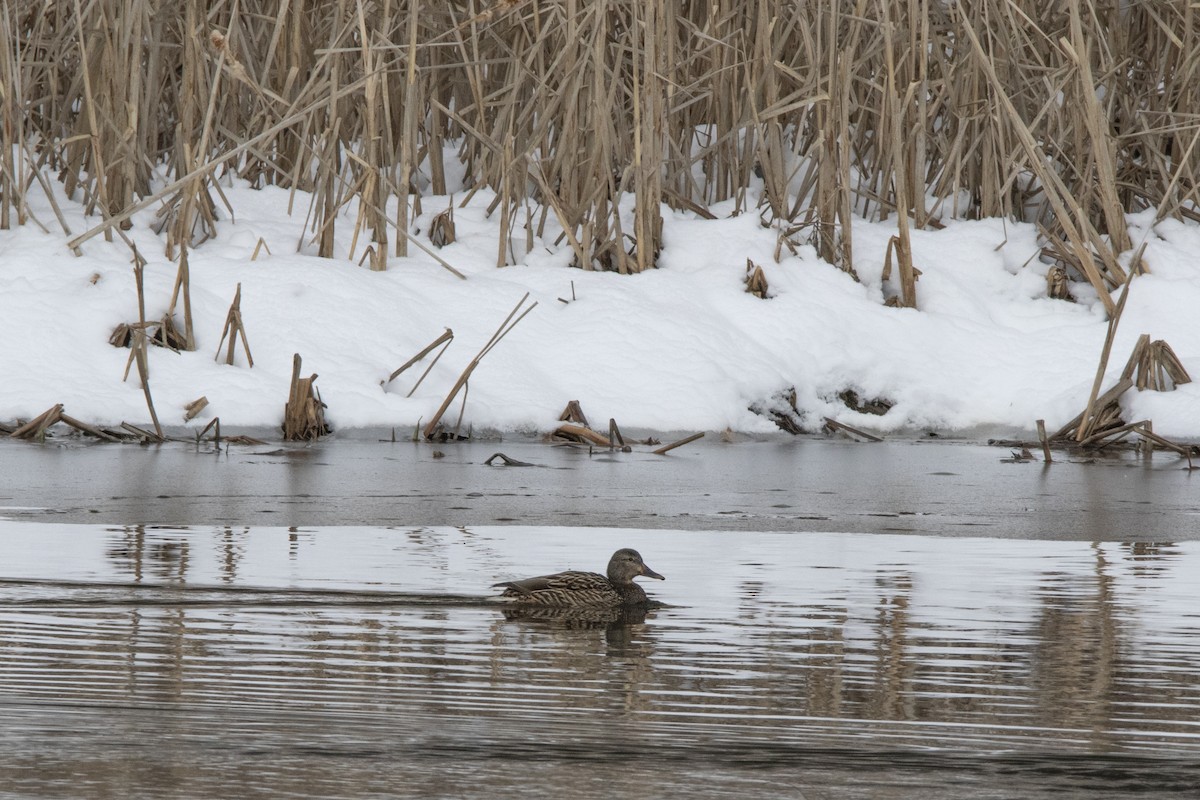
[{"x1": 2, "y1": 177, "x2": 1198, "y2": 438}]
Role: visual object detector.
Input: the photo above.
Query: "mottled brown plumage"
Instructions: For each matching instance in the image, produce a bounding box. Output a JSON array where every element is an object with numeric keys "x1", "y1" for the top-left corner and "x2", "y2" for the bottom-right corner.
[{"x1": 492, "y1": 548, "x2": 665, "y2": 607}]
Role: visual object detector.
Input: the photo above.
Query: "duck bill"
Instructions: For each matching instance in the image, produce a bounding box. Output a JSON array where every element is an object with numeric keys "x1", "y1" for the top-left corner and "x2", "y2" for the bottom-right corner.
[{"x1": 641, "y1": 564, "x2": 665, "y2": 581}]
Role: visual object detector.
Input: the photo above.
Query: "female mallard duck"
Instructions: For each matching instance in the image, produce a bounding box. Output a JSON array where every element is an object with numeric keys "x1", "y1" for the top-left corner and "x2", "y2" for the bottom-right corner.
[{"x1": 492, "y1": 548, "x2": 664, "y2": 606}]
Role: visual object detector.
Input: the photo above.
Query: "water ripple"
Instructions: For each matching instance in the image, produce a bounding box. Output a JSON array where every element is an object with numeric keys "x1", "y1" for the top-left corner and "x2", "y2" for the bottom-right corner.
[{"x1": 1, "y1": 523, "x2": 1198, "y2": 798}]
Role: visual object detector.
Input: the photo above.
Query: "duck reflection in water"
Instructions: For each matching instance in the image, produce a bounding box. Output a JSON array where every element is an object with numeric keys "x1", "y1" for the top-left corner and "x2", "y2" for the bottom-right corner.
[{"x1": 499, "y1": 603, "x2": 654, "y2": 628}]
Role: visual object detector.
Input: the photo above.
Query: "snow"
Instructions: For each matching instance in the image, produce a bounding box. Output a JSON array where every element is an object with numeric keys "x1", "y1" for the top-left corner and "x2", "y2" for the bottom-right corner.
[{"x1": 3, "y1": 166, "x2": 1200, "y2": 439}]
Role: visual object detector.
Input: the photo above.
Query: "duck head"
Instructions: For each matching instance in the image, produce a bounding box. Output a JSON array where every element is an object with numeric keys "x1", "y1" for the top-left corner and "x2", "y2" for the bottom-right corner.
[{"x1": 607, "y1": 548, "x2": 665, "y2": 585}]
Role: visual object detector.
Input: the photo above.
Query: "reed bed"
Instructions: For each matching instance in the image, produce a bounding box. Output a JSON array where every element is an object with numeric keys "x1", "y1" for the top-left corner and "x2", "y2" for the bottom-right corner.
[{"x1": 3, "y1": 0, "x2": 1199, "y2": 310}]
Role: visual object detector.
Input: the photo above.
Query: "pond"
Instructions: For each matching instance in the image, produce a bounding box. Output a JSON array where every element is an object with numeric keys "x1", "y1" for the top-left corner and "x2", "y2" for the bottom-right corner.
[{"x1": 0, "y1": 437, "x2": 1198, "y2": 798}]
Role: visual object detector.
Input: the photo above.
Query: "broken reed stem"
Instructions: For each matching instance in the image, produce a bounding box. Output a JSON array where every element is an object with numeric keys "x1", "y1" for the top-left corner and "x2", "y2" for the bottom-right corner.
[
  {"x1": 1051, "y1": 377, "x2": 1134, "y2": 441},
  {"x1": 132, "y1": 330, "x2": 164, "y2": 441},
  {"x1": 1036, "y1": 419, "x2": 1052, "y2": 464},
  {"x1": 184, "y1": 396, "x2": 209, "y2": 422},
  {"x1": 1077, "y1": 279, "x2": 1132, "y2": 442},
  {"x1": 1132, "y1": 424, "x2": 1191, "y2": 457},
  {"x1": 9, "y1": 404, "x2": 64, "y2": 440},
  {"x1": 60, "y1": 412, "x2": 121, "y2": 441},
  {"x1": 608, "y1": 418, "x2": 625, "y2": 449},
  {"x1": 386, "y1": 328, "x2": 454, "y2": 385},
  {"x1": 823, "y1": 417, "x2": 884, "y2": 442},
  {"x1": 215, "y1": 283, "x2": 254, "y2": 367},
  {"x1": 422, "y1": 294, "x2": 536, "y2": 439},
  {"x1": 165, "y1": 241, "x2": 196, "y2": 351},
  {"x1": 282, "y1": 353, "x2": 328, "y2": 441},
  {"x1": 198, "y1": 416, "x2": 221, "y2": 450},
  {"x1": 555, "y1": 423, "x2": 611, "y2": 448},
  {"x1": 1078, "y1": 418, "x2": 1148, "y2": 449},
  {"x1": 652, "y1": 432, "x2": 705, "y2": 455}
]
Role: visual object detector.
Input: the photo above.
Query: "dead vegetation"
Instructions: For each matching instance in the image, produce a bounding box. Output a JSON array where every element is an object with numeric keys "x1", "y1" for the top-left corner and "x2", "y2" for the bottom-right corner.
[
  {"x1": 2, "y1": 1, "x2": 1197, "y2": 294},
  {"x1": 549, "y1": 400, "x2": 701, "y2": 455},
  {"x1": 283, "y1": 354, "x2": 330, "y2": 441},
  {"x1": 744, "y1": 260, "x2": 769, "y2": 299},
  {"x1": 4, "y1": 2, "x2": 1200, "y2": 446},
  {"x1": 422, "y1": 294, "x2": 536, "y2": 441},
  {"x1": 1048, "y1": 333, "x2": 1194, "y2": 455}
]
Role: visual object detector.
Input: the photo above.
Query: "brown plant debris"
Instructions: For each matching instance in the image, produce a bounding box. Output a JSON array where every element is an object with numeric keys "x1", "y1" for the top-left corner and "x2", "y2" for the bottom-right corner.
[
  {"x1": 193, "y1": 419, "x2": 266, "y2": 449},
  {"x1": 225, "y1": 434, "x2": 269, "y2": 446},
  {"x1": 484, "y1": 452, "x2": 535, "y2": 466},
  {"x1": 385, "y1": 328, "x2": 454, "y2": 397},
  {"x1": 1051, "y1": 333, "x2": 1192, "y2": 451},
  {"x1": 1000, "y1": 447, "x2": 1037, "y2": 463},
  {"x1": 109, "y1": 317, "x2": 189, "y2": 351},
  {"x1": 108, "y1": 323, "x2": 133, "y2": 348},
  {"x1": 9, "y1": 404, "x2": 65, "y2": 441},
  {"x1": 823, "y1": 417, "x2": 883, "y2": 442},
  {"x1": 424, "y1": 294, "x2": 536, "y2": 441},
  {"x1": 838, "y1": 389, "x2": 893, "y2": 416},
  {"x1": 1036, "y1": 419, "x2": 1052, "y2": 463},
  {"x1": 283, "y1": 353, "x2": 330, "y2": 442},
  {"x1": 215, "y1": 283, "x2": 254, "y2": 367},
  {"x1": 608, "y1": 418, "x2": 627, "y2": 449},
  {"x1": 750, "y1": 387, "x2": 805, "y2": 435},
  {"x1": 430, "y1": 206, "x2": 456, "y2": 248},
  {"x1": 1125, "y1": 336, "x2": 1191, "y2": 391},
  {"x1": 652, "y1": 432, "x2": 705, "y2": 455},
  {"x1": 151, "y1": 315, "x2": 190, "y2": 351},
  {"x1": 881, "y1": 236, "x2": 919, "y2": 308},
  {"x1": 558, "y1": 400, "x2": 590, "y2": 428},
  {"x1": 745, "y1": 259, "x2": 769, "y2": 298},
  {"x1": 550, "y1": 406, "x2": 635, "y2": 451},
  {"x1": 8, "y1": 404, "x2": 135, "y2": 443},
  {"x1": 184, "y1": 396, "x2": 209, "y2": 422},
  {"x1": 552, "y1": 423, "x2": 611, "y2": 448},
  {"x1": 1045, "y1": 265, "x2": 1073, "y2": 301},
  {"x1": 120, "y1": 422, "x2": 166, "y2": 444},
  {"x1": 197, "y1": 417, "x2": 220, "y2": 446},
  {"x1": 124, "y1": 328, "x2": 165, "y2": 440}
]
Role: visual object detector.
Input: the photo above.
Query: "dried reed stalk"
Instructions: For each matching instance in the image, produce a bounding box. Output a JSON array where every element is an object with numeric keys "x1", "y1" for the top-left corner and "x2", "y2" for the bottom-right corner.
[
  {"x1": 385, "y1": 327, "x2": 454, "y2": 398},
  {"x1": 1121, "y1": 335, "x2": 1193, "y2": 391},
  {"x1": 183, "y1": 396, "x2": 208, "y2": 422},
  {"x1": 215, "y1": 283, "x2": 254, "y2": 367},
  {"x1": 1076, "y1": 278, "x2": 1131, "y2": 441},
  {"x1": 554, "y1": 423, "x2": 612, "y2": 448},
  {"x1": 9, "y1": 404, "x2": 64, "y2": 440},
  {"x1": 283, "y1": 353, "x2": 329, "y2": 441},
  {"x1": 129, "y1": 329, "x2": 163, "y2": 441},
  {"x1": 0, "y1": 1, "x2": 1195, "y2": 290},
  {"x1": 422, "y1": 293, "x2": 536, "y2": 440},
  {"x1": 652, "y1": 432, "x2": 705, "y2": 455}
]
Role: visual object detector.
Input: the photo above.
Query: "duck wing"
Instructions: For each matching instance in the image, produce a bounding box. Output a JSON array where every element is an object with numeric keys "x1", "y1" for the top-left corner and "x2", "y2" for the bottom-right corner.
[
  {"x1": 492, "y1": 570, "x2": 625, "y2": 605},
  {"x1": 492, "y1": 570, "x2": 607, "y2": 595}
]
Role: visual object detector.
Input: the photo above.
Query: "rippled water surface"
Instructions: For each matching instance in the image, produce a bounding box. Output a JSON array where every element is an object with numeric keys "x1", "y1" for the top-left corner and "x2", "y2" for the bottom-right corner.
[{"x1": 1, "y1": 523, "x2": 1198, "y2": 799}]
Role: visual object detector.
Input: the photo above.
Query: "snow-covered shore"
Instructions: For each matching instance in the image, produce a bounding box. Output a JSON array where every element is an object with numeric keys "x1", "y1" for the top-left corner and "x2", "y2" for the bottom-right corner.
[{"x1": 4, "y1": 177, "x2": 1200, "y2": 439}]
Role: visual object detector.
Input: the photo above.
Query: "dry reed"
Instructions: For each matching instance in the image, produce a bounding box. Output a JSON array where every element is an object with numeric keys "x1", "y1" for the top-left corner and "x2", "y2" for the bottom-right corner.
[{"x1": 1, "y1": 1, "x2": 1198, "y2": 308}]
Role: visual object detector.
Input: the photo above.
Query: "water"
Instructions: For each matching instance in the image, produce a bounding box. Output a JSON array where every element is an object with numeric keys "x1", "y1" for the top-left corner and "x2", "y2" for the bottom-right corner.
[
  {"x1": 2, "y1": 435, "x2": 1199, "y2": 539},
  {"x1": 1, "y1": 521, "x2": 1198, "y2": 799}
]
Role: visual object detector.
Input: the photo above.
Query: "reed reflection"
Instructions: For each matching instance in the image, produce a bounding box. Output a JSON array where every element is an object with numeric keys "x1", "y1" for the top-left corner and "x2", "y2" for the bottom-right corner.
[{"x1": 104, "y1": 524, "x2": 192, "y2": 583}]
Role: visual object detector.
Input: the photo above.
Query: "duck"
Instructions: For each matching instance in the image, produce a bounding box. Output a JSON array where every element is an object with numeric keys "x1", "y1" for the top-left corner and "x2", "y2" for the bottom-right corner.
[{"x1": 492, "y1": 548, "x2": 665, "y2": 606}]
